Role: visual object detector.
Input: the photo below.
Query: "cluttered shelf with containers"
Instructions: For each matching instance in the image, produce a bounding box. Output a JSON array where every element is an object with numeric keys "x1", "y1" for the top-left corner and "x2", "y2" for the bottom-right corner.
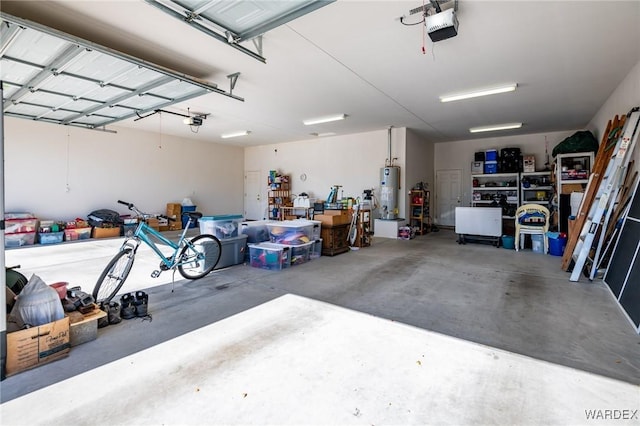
[
  {"x1": 4, "y1": 171, "x2": 376, "y2": 267},
  {"x1": 3, "y1": 202, "x2": 189, "y2": 249},
  {"x1": 255, "y1": 171, "x2": 375, "y2": 267},
  {"x1": 465, "y1": 142, "x2": 597, "y2": 255}
]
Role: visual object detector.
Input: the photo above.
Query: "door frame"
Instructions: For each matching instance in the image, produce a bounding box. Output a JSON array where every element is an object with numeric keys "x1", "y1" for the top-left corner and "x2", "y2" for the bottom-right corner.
[{"x1": 435, "y1": 168, "x2": 463, "y2": 227}]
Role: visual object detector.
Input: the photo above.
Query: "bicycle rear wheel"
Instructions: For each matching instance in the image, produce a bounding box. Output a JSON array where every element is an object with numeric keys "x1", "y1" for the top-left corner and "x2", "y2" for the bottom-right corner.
[
  {"x1": 93, "y1": 249, "x2": 135, "y2": 303},
  {"x1": 178, "y1": 234, "x2": 221, "y2": 280}
]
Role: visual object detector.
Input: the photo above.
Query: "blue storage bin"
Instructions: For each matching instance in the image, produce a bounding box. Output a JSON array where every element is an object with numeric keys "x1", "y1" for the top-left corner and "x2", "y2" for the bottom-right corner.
[
  {"x1": 39, "y1": 231, "x2": 64, "y2": 245},
  {"x1": 549, "y1": 236, "x2": 567, "y2": 256},
  {"x1": 484, "y1": 160, "x2": 498, "y2": 174},
  {"x1": 181, "y1": 205, "x2": 197, "y2": 228},
  {"x1": 486, "y1": 149, "x2": 498, "y2": 161}
]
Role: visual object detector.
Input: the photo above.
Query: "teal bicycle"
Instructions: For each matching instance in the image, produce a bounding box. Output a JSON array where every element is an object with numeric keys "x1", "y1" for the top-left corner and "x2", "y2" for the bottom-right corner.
[{"x1": 92, "y1": 200, "x2": 221, "y2": 303}]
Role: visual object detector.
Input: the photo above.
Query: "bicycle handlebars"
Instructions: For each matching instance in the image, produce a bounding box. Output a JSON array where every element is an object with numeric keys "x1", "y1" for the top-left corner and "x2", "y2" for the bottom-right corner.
[
  {"x1": 118, "y1": 200, "x2": 176, "y2": 221},
  {"x1": 118, "y1": 199, "x2": 133, "y2": 208}
]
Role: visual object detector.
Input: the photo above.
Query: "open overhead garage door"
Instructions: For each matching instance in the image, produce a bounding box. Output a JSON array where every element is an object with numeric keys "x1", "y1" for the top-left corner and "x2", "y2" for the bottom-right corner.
[{"x1": 0, "y1": 12, "x2": 243, "y2": 132}]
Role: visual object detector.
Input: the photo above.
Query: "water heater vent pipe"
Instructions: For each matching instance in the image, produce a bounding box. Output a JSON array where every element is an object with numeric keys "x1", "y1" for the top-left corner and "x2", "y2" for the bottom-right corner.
[{"x1": 386, "y1": 125, "x2": 393, "y2": 167}]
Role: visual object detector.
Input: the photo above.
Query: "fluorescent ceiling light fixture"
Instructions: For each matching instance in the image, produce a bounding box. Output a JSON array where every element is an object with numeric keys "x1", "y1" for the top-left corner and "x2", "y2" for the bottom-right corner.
[
  {"x1": 469, "y1": 123, "x2": 522, "y2": 133},
  {"x1": 310, "y1": 132, "x2": 336, "y2": 137},
  {"x1": 303, "y1": 114, "x2": 346, "y2": 126},
  {"x1": 440, "y1": 84, "x2": 518, "y2": 103},
  {"x1": 221, "y1": 130, "x2": 250, "y2": 139}
]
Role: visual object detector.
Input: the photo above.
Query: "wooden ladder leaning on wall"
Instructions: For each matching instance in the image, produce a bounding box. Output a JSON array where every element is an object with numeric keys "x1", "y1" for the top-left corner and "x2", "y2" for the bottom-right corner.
[{"x1": 561, "y1": 114, "x2": 626, "y2": 271}]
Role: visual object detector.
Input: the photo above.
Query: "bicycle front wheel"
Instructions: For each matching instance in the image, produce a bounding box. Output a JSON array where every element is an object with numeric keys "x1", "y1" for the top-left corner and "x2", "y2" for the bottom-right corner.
[
  {"x1": 93, "y1": 249, "x2": 135, "y2": 303},
  {"x1": 178, "y1": 234, "x2": 221, "y2": 280}
]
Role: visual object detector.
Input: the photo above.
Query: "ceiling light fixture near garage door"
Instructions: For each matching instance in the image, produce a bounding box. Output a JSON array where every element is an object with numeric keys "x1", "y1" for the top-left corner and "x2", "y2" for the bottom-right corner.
[
  {"x1": 221, "y1": 130, "x2": 251, "y2": 139},
  {"x1": 440, "y1": 84, "x2": 518, "y2": 103},
  {"x1": 469, "y1": 123, "x2": 523, "y2": 133},
  {"x1": 303, "y1": 114, "x2": 346, "y2": 125}
]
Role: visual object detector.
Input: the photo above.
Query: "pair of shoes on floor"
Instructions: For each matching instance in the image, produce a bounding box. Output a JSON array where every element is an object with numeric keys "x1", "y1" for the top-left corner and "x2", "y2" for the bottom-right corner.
[
  {"x1": 98, "y1": 301, "x2": 122, "y2": 328},
  {"x1": 120, "y1": 291, "x2": 149, "y2": 319}
]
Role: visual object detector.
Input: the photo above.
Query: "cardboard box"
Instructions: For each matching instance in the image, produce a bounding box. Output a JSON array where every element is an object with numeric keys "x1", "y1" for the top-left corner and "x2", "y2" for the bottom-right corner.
[
  {"x1": 146, "y1": 218, "x2": 160, "y2": 231},
  {"x1": 314, "y1": 213, "x2": 351, "y2": 226},
  {"x1": 324, "y1": 209, "x2": 349, "y2": 216},
  {"x1": 166, "y1": 203, "x2": 181, "y2": 217},
  {"x1": 92, "y1": 227, "x2": 121, "y2": 239},
  {"x1": 561, "y1": 184, "x2": 584, "y2": 194},
  {"x1": 69, "y1": 307, "x2": 106, "y2": 346},
  {"x1": 6, "y1": 316, "x2": 70, "y2": 376},
  {"x1": 166, "y1": 203, "x2": 183, "y2": 230}
]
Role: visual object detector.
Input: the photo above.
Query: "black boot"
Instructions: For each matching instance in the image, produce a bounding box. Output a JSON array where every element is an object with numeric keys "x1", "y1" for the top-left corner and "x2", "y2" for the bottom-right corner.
[
  {"x1": 108, "y1": 301, "x2": 122, "y2": 324},
  {"x1": 120, "y1": 293, "x2": 136, "y2": 319},
  {"x1": 134, "y1": 291, "x2": 149, "y2": 317}
]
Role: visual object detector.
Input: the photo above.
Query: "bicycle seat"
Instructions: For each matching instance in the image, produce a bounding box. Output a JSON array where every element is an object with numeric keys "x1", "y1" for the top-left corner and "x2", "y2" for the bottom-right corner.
[{"x1": 183, "y1": 211, "x2": 203, "y2": 219}]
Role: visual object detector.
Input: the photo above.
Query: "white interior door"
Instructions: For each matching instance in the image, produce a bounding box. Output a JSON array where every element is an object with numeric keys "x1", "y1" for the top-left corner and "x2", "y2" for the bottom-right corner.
[
  {"x1": 436, "y1": 169, "x2": 462, "y2": 227},
  {"x1": 244, "y1": 171, "x2": 263, "y2": 220}
]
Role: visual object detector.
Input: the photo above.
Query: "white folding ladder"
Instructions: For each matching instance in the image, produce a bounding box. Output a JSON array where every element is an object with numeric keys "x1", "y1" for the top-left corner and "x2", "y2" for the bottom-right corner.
[{"x1": 569, "y1": 108, "x2": 640, "y2": 282}]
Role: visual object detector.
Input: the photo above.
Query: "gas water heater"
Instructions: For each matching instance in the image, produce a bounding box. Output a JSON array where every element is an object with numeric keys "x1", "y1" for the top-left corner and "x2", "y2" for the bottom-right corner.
[{"x1": 379, "y1": 166, "x2": 399, "y2": 220}]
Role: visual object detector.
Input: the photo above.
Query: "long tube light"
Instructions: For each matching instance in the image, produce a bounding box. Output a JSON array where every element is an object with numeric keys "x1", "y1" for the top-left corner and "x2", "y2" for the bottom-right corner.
[
  {"x1": 440, "y1": 84, "x2": 517, "y2": 103},
  {"x1": 469, "y1": 122, "x2": 522, "y2": 133},
  {"x1": 303, "y1": 114, "x2": 346, "y2": 126},
  {"x1": 221, "y1": 130, "x2": 250, "y2": 139}
]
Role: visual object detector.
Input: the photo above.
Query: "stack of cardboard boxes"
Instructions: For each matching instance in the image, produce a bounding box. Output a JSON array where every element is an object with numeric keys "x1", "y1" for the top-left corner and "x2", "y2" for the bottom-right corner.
[
  {"x1": 4, "y1": 286, "x2": 106, "y2": 377},
  {"x1": 165, "y1": 203, "x2": 183, "y2": 231}
]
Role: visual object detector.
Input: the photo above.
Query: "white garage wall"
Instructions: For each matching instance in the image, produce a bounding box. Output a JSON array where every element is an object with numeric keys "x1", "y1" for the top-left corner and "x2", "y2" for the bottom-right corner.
[
  {"x1": 433, "y1": 59, "x2": 640, "y2": 214},
  {"x1": 405, "y1": 129, "x2": 434, "y2": 214},
  {"x1": 434, "y1": 130, "x2": 577, "y2": 208},
  {"x1": 5, "y1": 59, "x2": 637, "y2": 225},
  {"x1": 244, "y1": 128, "x2": 408, "y2": 219},
  {"x1": 588, "y1": 59, "x2": 640, "y2": 168},
  {"x1": 4, "y1": 117, "x2": 244, "y2": 220}
]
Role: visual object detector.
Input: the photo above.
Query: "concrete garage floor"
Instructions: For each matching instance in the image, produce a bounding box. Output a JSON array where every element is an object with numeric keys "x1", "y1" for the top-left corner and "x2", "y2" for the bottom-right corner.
[{"x1": 1, "y1": 229, "x2": 639, "y2": 424}]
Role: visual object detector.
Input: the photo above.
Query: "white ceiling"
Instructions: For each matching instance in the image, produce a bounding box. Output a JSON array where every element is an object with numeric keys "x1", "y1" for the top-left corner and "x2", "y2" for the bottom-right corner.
[{"x1": 1, "y1": 0, "x2": 639, "y2": 147}]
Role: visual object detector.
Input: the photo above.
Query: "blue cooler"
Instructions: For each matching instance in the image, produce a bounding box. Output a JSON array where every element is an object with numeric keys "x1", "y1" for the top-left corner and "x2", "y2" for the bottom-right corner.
[
  {"x1": 484, "y1": 160, "x2": 498, "y2": 174},
  {"x1": 181, "y1": 205, "x2": 197, "y2": 228},
  {"x1": 485, "y1": 149, "x2": 498, "y2": 162}
]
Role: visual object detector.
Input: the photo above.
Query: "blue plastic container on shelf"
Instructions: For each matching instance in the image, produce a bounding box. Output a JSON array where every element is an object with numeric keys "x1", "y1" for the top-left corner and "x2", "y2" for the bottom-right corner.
[
  {"x1": 38, "y1": 231, "x2": 64, "y2": 245},
  {"x1": 484, "y1": 160, "x2": 498, "y2": 174},
  {"x1": 485, "y1": 149, "x2": 498, "y2": 162}
]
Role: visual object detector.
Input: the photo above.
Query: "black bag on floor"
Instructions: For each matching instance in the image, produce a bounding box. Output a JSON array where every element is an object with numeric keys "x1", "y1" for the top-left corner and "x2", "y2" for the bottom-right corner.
[{"x1": 88, "y1": 209, "x2": 123, "y2": 228}]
